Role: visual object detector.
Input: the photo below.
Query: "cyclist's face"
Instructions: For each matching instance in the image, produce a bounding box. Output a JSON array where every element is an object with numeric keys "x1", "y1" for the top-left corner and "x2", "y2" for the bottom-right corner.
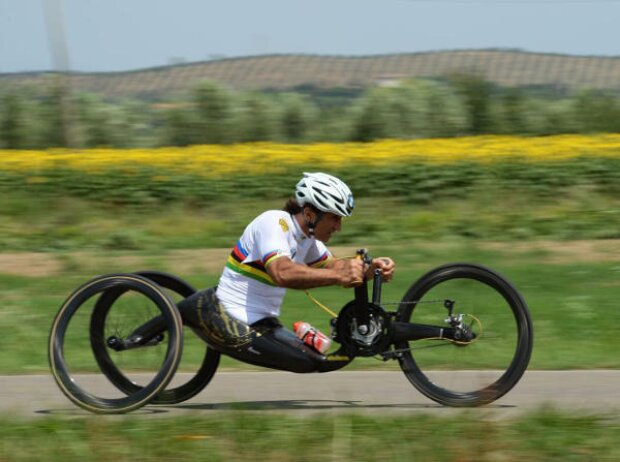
[{"x1": 314, "y1": 212, "x2": 342, "y2": 243}]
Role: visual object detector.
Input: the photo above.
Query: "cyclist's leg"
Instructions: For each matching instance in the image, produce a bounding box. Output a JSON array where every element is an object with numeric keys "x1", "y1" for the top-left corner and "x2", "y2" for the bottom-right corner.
[
  {"x1": 250, "y1": 320, "x2": 353, "y2": 373},
  {"x1": 177, "y1": 290, "x2": 350, "y2": 373},
  {"x1": 246, "y1": 318, "x2": 324, "y2": 373}
]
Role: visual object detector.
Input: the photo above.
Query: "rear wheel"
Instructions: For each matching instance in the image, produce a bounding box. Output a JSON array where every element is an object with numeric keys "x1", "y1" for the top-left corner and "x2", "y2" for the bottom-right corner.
[
  {"x1": 48, "y1": 274, "x2": 183, "y2": 414},
  {"x1": 396, "y1": 263, "x2": 533, "y2": 407},
  {"x1": 90, "y1": 271, "x2": 220, "y2": 404}
]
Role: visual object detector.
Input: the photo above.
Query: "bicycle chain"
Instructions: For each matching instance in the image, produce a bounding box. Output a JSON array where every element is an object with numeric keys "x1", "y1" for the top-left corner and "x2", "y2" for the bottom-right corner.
[{"x1": 380, "y1": 299, "x2": 445, "y2": 306}]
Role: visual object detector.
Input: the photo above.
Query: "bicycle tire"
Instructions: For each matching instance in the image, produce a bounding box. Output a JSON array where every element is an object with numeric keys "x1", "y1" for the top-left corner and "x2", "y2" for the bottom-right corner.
[
  {"x1": 396, "y1": 263, "x2": 533, "y2": 407},
  {"x1": 49, "y1": 274, "x2": 183, "y2": 413},
  {"x1": 90, "y1": 271, "x2": 220, "y2": 404}
]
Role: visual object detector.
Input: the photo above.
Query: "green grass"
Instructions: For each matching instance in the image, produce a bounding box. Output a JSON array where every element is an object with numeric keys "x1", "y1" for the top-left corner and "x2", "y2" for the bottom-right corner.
[
  {"x1": 1, "y1": 239, "x2": 619, "y2": 374},
  {"x1": 1, "y1": 187, "x2": 620, "y2": 252},
  {"x1": 1, "y1": 410, "x2": 618, "y2": 461}
]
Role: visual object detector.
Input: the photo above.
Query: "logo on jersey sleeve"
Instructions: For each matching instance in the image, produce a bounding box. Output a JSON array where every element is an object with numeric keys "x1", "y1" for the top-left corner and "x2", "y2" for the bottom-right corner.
[{"x1": 279, "y1": 218, "x2": 289, "y2": 233}]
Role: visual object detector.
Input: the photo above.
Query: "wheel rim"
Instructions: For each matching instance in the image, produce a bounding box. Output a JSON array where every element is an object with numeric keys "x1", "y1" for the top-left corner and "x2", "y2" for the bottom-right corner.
[
  {"x1": 91, "y1": 271, "x2": 219, "y2": 405},
  {"x1": 398, "y1": 265, "x2": 532, "y2": 405},
  {"x1": 49, "y1": 275, "x2": 183, "y2": 413}
]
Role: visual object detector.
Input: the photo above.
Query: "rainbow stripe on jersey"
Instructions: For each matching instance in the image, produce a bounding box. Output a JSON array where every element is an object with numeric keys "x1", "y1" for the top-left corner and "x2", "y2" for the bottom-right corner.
[
  {"x1": 308, "y1": 251, "x2": 330, "y2": 268},
  {"x1": 225, "y1": 241, "x2": 282, "y2": 286}
]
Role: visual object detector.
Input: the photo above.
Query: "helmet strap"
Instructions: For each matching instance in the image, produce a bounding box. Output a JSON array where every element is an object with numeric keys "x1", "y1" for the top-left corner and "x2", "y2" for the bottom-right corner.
[{"x1": 304, "y1": 209, "x2": 324, "y2": 237}]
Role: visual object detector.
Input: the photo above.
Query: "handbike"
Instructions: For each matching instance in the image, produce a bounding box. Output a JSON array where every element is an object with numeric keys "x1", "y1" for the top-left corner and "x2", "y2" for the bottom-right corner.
[{"x1": 48, "y1": 250, "x2": 533, "y2": 413}]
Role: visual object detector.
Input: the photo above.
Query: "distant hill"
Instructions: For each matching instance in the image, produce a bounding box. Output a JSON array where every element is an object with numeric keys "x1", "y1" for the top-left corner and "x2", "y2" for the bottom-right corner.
[{"x1": 2, "y1": 49, "x2": 620, "y2": 100}]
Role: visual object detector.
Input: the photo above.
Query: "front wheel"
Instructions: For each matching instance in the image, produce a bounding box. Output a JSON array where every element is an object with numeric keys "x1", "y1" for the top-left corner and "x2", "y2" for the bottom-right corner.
[{"x1": 396, "y1": 263, "x2": 533, "y2": 407}]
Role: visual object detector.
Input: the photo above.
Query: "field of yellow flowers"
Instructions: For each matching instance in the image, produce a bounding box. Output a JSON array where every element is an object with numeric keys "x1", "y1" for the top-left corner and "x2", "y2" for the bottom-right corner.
[{"x1": 1, "y1": 135, "x2": 619, "y2": 203}]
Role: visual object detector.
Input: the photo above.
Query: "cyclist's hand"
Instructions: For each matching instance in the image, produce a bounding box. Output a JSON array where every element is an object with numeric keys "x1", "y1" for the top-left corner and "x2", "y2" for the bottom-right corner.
[
  {"x1": 339, "y1": 258, "x2": 365, "y2": 288},
  {"x1": 367, "y1": 257, "x2": 395, "y2": 282}
]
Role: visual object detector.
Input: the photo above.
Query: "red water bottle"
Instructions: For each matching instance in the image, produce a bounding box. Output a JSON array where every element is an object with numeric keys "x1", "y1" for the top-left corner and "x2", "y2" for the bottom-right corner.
[{"x1": 293, "y1": 321, "x2": 332, "y2": 354}]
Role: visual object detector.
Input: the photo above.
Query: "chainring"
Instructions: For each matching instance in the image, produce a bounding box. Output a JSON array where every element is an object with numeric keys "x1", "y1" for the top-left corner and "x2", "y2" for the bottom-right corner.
[{"x1": 335, "y1": 300, "x2": 392, "y2": 357}]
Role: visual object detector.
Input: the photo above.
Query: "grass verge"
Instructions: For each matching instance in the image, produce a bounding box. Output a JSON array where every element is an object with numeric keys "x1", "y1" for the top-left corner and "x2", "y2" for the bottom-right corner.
[
  {"x1": 2, "y1": 189, "x2": 620, "y2": 252},
  {"x1": 1, "y1": 409, "x2": 618, "y2": 461}
]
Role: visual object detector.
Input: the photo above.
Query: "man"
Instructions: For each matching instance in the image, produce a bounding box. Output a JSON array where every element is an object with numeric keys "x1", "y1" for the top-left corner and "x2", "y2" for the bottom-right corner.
[{"x1": 179, "y1": 172, "x2": 395, "y2": 373}]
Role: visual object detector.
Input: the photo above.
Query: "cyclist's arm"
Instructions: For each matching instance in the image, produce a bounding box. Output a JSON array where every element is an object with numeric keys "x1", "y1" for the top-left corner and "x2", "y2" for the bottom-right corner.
[{"x1": 266, "y1": 256, "x2": 363, "y2": 289}]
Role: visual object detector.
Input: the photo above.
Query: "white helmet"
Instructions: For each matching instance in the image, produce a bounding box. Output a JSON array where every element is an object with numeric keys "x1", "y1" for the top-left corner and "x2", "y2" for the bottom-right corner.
[{"x1": 295, "y1": 172, "x2": 354, "y2": 217}]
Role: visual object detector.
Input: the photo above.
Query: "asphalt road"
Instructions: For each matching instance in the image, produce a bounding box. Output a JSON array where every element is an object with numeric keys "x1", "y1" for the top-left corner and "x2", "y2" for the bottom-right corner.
[{"x1": 2, "y1": 370, "x2": 618, "y2": 419}]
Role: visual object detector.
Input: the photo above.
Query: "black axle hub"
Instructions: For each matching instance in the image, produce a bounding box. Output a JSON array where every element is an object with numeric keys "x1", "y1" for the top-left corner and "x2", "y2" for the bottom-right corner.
[{"x1": 106, "y1": 333, "x2": 165, "y2": 351}]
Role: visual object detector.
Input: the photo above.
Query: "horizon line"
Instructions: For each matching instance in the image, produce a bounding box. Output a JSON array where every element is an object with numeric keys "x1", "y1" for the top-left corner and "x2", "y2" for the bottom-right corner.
[{"x1": 3, "y1": 47, "x2": 620, "y2": 76}]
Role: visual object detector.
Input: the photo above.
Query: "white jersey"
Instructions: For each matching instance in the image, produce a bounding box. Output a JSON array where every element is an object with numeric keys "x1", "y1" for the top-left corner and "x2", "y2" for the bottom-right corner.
[{"x1": 215, "y1": 210, "x2": 331, "y2": 324}]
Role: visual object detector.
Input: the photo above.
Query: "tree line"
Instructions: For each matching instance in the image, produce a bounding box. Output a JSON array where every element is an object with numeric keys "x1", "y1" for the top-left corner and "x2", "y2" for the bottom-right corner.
[{"x1": 2, "y1": 74, "x2": 620, "y2": 149}]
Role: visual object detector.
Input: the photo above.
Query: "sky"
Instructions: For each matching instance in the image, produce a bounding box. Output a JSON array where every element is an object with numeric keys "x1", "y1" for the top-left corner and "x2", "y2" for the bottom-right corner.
[{"x1": 1, "y1": 0, "x2": 619, "y2": 73}]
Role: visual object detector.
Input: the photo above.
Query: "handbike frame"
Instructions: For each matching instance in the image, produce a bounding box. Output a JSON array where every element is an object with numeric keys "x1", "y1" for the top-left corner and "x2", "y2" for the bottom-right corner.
[
  {"x1": 49, "y1": 251, "x2": 532, "y2": 412},
  {"x1": 107, "y1": 249, "x2": 471, "y2": 366}
]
